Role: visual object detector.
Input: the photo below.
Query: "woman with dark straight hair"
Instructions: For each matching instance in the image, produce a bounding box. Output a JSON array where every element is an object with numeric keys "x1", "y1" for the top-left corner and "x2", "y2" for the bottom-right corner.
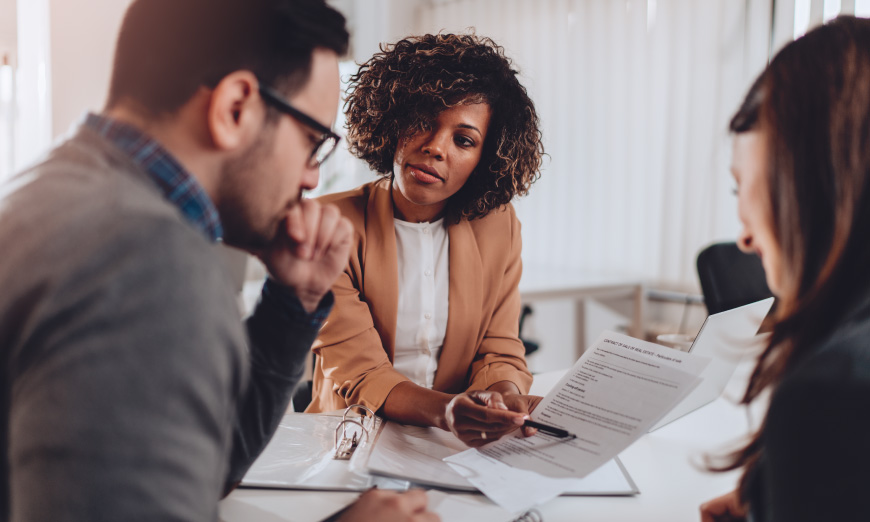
[{"x1": 701, "y1": 16, "x2": 870, "y2": 522}]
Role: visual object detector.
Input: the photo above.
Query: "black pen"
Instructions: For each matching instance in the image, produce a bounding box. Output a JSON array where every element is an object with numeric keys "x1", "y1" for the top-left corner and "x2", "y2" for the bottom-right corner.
[{"x1": 524, "y1": 419, "x2": 576, "y2": 439}]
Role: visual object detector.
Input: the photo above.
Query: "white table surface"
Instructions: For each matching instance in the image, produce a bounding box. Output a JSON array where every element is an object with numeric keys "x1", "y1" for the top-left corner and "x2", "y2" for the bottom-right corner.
[{"x1": 221, "y1": 365, "x2": 755, "y2": 522}]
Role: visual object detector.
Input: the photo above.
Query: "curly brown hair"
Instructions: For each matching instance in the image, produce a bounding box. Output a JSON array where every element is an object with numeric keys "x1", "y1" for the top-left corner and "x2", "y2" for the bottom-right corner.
[{"x1": 344, "y1": 33, "x2": 544, "y2": 221}]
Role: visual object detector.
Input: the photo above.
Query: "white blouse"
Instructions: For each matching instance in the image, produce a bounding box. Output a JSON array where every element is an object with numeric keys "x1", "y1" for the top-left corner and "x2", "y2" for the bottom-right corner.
[{"x1": 392, "y1": 217, "x2": 450, "y2": 388}]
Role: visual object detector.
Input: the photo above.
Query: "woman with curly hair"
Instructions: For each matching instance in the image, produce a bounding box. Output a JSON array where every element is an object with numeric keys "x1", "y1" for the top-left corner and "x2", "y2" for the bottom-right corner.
[
  {"x1": 305, "y1": 33, "x2": 545, "y2": 447},
  {"x1": 700, "y1": 16, "x2": 870, "y2": 522}
]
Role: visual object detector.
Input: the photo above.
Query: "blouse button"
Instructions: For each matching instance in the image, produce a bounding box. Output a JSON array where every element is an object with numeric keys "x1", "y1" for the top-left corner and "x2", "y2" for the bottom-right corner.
[
  {"x1": 424, "y1": 313, "x2": 432, "y2": 320},
  {"x1": 423, "y1": 228, "x2": 430, "y2": 234},
  {"x1": 424, "y1": 269, "x2": 432, "y2": 276}
]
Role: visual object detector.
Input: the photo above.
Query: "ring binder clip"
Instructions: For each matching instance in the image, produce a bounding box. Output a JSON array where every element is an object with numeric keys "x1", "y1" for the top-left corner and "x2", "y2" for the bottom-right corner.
[
  {"x1": 513, "y1": 509, "x2": 543, "y2": 522},
  {"x1": 333, "y1": 404, "x2": 375, "y2": 460}
]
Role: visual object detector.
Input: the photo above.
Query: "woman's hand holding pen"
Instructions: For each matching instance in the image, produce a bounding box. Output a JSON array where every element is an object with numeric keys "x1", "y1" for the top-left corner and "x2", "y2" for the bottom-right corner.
[
  {"x1": 444, "y1": 385, "x2": 543, "y2": 447},
  {"x1": 501, "y1": 393, "x2": 544, "y2": 436},
  {"x1": 444, "y1": 390, "x2": 525, "y2": 447}
]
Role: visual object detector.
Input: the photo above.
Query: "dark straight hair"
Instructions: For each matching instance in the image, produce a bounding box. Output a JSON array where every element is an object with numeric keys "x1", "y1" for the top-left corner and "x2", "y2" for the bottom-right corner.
[
  {"x1": 107, "y1": 0, "x2": 349, "y2": 116},
  {"x1": 719, "y1": 15, "x2": 870, "y2": 502}
]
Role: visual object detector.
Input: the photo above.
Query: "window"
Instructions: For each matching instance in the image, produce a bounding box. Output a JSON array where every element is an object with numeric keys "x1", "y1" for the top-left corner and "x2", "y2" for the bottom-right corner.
[{"x1": 0, "y1": 53, "x2": 14, "y2": 181}]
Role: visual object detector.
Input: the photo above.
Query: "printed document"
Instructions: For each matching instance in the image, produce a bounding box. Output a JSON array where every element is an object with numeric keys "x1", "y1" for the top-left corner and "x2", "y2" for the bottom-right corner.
[
  {"x1": 364, "y1": 422, "x2": 636, "y2": 495},
  {"x1": 446, "y1": 331, "x2": 709, "y2": 510}
]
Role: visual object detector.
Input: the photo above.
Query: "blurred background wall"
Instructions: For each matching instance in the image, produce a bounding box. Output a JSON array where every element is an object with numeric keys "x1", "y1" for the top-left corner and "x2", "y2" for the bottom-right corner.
[{"x1": 3, "y1": 0, "x2": 869, "y2": 370}]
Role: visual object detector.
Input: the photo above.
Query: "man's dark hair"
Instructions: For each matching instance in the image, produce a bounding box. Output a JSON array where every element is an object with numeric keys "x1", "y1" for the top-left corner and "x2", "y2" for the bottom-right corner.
[{"x1": 107, "y1": 0, "x2": 348, "y2": 115}]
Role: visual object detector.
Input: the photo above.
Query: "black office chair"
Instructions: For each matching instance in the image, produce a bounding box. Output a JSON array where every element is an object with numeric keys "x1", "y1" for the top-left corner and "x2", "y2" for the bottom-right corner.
[
  {"x1": 696, "y1": 241, "x2": 774, "y2": 315},
  {"x1": 519, "y1": 304, "x2": 540, "y2": 356}
]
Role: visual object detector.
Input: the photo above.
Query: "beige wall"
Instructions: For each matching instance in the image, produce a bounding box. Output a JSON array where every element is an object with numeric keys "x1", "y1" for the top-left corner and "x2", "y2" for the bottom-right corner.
[
  {"x1": 44, "y1": 0, "x2": 422, "y2": 138},
  {"x1": 348, "y1": 0, "x2": 422, "y2": 64},
  {"x1": 49, "y1": 0, "x2": 131, "y2": 137},
  {"x1": 0, "y1": 0, "x2": 16, "y2": 60}
]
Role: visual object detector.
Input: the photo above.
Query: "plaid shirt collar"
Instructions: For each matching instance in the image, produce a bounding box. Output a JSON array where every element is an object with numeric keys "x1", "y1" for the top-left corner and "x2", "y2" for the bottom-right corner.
[{"x1": 84, "y1": 113, "x2": 223, "y2": 242}]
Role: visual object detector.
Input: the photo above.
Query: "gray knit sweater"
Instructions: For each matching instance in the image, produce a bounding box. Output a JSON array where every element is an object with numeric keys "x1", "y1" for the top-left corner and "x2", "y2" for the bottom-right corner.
[{"x1": 0, "y1": 127, "x2": 323, "y2": 521}]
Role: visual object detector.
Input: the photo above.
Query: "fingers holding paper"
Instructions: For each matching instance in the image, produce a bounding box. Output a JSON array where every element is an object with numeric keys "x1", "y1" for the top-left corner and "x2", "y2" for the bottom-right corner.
[
  {"x1": 337, "y1": 489, "x2": 440, "y2": 522},
  {"x1": 700, "y1": 490, "x2": 747, "y2": 522},
  {"x1": 445, "y1": 390, "x2": 536, "y2": 447},
  {"x1": 501, "y1": 393, "x2": 544, "y2": 437}
]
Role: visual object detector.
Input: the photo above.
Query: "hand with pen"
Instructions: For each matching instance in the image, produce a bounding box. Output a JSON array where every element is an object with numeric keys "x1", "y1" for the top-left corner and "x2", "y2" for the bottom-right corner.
[{"x1": 444, "y1": 381, "x2": 544, "y2": 447}]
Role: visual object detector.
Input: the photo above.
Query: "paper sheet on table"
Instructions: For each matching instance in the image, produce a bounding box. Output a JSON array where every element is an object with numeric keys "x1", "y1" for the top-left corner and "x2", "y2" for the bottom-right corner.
[
  {"x1": 445, "y1": 449, "x2": 641, "y2": 513},
  {"x1": 366, "y1": 423, "x2": 470, "y2": 490},
  {"x1": 426, "y1": 490, "x2": 519, "y2": 522},
  {"x1": 365, "y1": 421, "x2": 637, "y2": 495},
  {"x1": 219, "y1": 491, "x2": 360, "y2": 522},
  {"x1": 446, "y1": 331, "x2": 709, "y2": 510}
]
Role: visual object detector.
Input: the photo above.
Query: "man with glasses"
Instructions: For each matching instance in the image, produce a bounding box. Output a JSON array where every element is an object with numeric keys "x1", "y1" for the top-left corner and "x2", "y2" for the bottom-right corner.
[
  {"x1": 259, "y1": 84, "x2": 343, "y2": 168},
  {"x1": 0, "y1": 0, "x2": 436, "y2": 521}
]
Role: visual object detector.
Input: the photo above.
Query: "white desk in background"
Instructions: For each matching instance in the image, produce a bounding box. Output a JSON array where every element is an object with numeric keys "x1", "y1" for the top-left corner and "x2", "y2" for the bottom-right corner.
[
  {"x1": 243, "y1": 266, "x2": 645, "y2": 359},
  {"x1": 220, "y1": 362, "x2": 754, "y2": 522},
  {"x1": 519, "y1": 265, "x2": 646, "y2": 356}
]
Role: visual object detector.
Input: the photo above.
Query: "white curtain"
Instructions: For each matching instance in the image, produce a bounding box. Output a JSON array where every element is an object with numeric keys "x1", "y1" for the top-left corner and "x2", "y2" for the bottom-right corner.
[
  {"x1": 405, "y1": 0, "x2": 771, "y2": 288},
  {"x1": 0, "y1": 0, "x2": 52, "y2": 184},
  {"x1": 321, "y1": 0, "x2": 870, "y2": 290},
  {"x1": 0, "y1": 57, "x2": 14, "y2": 181},
  {"x1": 12, "y1": 0, "x2": 52, "y2": 175},
  {"x1": 780, "y1": 0, "x2": 870, "y2": 49}
]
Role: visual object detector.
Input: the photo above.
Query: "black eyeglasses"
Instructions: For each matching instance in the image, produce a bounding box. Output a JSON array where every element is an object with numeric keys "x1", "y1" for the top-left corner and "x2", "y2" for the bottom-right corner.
[{"x1": 258, "y1": 84, "x2": 341, "y2": 168}]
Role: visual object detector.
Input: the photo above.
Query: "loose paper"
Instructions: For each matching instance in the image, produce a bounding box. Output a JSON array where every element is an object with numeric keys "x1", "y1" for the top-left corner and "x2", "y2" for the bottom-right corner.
[
  {"x1": 446, "y1": 331, "x2": 709, "y2": 511},
  {"x1": 365, "y1": 421, "x2": 636, "y2": 495}
]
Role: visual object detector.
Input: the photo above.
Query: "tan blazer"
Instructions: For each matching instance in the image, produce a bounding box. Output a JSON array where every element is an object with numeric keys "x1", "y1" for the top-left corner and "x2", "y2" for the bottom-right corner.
[{"x1": 306, "y1": 178, "x2": 533, "y2": 413}]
